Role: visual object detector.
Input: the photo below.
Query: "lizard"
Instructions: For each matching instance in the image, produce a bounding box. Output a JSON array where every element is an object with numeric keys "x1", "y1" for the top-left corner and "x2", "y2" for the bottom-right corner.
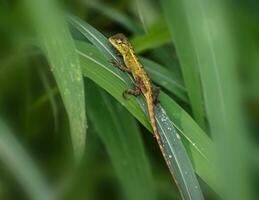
[
  {"x1": 108, "y1": 33, "x2": 176, "y2": 181},
  {"x1": 109, "y1": 33, "x2": 160, "y2": 137}
]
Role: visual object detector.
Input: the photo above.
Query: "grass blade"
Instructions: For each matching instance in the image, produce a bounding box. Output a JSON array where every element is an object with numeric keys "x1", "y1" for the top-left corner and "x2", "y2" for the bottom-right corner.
[
  {"x1": 161, "y1": 0, "x2": 253, "y2": 199},
  {"x1": 161, "y1": 0, "x2": 206, "y2": 129},
  {"x1": 149, "y1": 46, "x2": 183, "y2": 80},
  {"x1": 130, "y1": 17, "x2": 171, "y2": 53},
  {"x1": 67, "y1": 16, "x2": 206, "y2": 197},
  {"x1": 85, "y1": 0, "x2": 143, "y2": 34},
  {"x1": 134, "y1": 0, "x2": 158, "y2": 33},
  {"x1": 0, "y1": 120, "x2": 52, "y2": 200},
  {"x1": 25, "y1": 0, "x2": 86, "y2": 163},
  {"x1": 85, "y1": 81, "x2": 156, "y2": 200},
  {"x1": 38, "y1": 68, "x2": 59, "y2": 133},
  {"x1": 140, "y1": 57, "x2": 188, "y2": 102}
]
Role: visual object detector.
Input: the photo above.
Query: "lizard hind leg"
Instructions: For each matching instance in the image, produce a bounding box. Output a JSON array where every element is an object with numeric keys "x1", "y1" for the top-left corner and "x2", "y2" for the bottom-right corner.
[
  {"x1": 123, "y1": 87, "x2": 141, "y2": 99},
  {"x1": 123, "y1": 75, "x2": 143, "y2": 99},
  {"x1": 152, "y1": 86, "x2": 160, "y2": 105}
]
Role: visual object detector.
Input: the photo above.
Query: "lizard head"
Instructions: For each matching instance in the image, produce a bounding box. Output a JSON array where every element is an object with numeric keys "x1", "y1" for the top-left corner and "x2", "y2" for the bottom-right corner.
[{"x1": 109, "y1": 33, "x2": 131, "y2": 55}]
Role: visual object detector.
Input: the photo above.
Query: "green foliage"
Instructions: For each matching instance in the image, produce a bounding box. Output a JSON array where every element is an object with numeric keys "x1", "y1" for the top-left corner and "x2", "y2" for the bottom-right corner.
[
  {"x1": 162, "y1": 0, "x2": 206, "y2": 129},
  {"x1": 0, "y1": 0, "x2": 258, "y2": 200},
  {"x1": 85, "y1": 81, "x2": 156, "y2": 200},
  {"x1": 161, "y1": 0, "x2": 254, "y2": 199},
  {"x1": 76, "y1": 41, "x2": 213, "y2": 196},
  {"x1": 0, "y1": 120, "x2": 52, "y2": 200},
  {"x1": 24, "y1": 0, "x2": 86, "y2": 163},
  {"x1": 69, "y1": 16, "x2": 204, "y2": 198},
  {"x1": 131, "y1": 17, "x2": 171, "y2": 53}
]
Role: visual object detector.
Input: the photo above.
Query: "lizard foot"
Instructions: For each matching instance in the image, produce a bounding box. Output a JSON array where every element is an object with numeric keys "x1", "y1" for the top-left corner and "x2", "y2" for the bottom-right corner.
[
  {"x1": 123, "y1": 88, "x2": 141, "y2": 99},
  {"x1": 111, "y1": 60, "x2": 131, "y2": 73}
]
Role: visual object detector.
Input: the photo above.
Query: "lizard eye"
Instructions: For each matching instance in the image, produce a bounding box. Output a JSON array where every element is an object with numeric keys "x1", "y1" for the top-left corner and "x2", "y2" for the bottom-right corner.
[{"x1": 117, "y1": 40, "x2": 122, "y2": 44}]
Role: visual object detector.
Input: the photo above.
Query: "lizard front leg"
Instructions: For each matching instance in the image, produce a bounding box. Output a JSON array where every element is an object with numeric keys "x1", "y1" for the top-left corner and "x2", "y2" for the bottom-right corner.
[
  {"x1": 112, "y1": 60, "x2": 131, "y2": 73},
  {"x1": 123, "y1": 76, "x2": 142, "y2": 99}
]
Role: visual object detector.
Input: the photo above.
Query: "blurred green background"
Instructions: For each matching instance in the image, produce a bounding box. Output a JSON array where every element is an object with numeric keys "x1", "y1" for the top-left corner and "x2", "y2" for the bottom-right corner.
[{"x1": 1, "y1": 0, "x2": 259, "y2": 200}]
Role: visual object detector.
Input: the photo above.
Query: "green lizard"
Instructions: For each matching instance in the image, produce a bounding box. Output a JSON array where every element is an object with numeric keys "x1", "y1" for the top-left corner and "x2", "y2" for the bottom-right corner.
[
  {"x1": 109, "y1": 33, "x2": 159, "y2": 134},
  {"x1": 109, "y1": 33, "x2": 176, "y2": 177}
]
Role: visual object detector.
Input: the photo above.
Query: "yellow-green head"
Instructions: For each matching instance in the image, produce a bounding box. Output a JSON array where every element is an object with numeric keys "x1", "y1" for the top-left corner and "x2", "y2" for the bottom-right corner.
[{"x1": 109, "y1": 33, "x2": 131, "y2": 55}]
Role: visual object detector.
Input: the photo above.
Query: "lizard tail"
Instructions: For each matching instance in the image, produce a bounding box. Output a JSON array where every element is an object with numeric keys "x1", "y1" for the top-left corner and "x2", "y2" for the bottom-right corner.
[
  {"x1": 146, "y1": 94, "x2": 160, "y2": 145},
  {"x1": 146, "y1": 94, "x2": 172, "y2": 167},
  {"x1": 146, "y1": 94, "x2": 181, "y2": 192}
]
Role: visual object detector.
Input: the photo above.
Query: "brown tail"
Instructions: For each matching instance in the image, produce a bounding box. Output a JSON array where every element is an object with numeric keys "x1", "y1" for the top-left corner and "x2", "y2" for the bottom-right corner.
[
  {"x1": 146, "y1": 95, "x2": 158, "y2": 137},
  {"x1": 146, "y1": 94, "x2": 180, "y2": 191},
  {"x1": 146, "y1": 94, "x2": 163, "y2": 150}
]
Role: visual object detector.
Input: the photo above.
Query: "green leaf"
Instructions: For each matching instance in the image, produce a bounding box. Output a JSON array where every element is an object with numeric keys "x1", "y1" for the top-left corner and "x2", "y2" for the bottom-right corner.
[
  {"x1": 85, "y1": 0, "x2": 143, "y2": 34},
  {"x1": 38, "y1": 68, "x2": 59, "y2": 133},
  {"x1": 85, "y1": 80, "x2": 156, "y2": 200},
  {"x1": 134, "y1": 0, "x2": 159, "y2": 33},
  {"x1": 131, "y1": 17, "x2": 171, "y2": 53},
  {"x1": 159, "y1": 92, "x2": 216, "y2": 190},
  {"x1": 69, "y1": 16, "x2": 205, "y2": 199},
  {"x1": 140, "y1": 57, "x2": 188, "y2": 102},
  {"x1": 0, "y1": 120, "x2": 52, "y2": 200},
  {"x1": 25, "y1": 0, "x2": 86, "y2": 163},
  {"x1": 161, "y1": 0, "x2": 206, "y2": 129},
  {"x1": 149, "y1": 46, "x2": 184, "y2": 83},
  {"x1": 161, "y1": 0, "x2": 253, "y2": 199}
]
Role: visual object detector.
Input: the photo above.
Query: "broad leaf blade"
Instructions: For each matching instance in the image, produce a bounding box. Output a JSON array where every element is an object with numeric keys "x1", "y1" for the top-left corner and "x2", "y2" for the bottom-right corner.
[
  {"x1": 131, "y1": 17, "x2": 171, "y2": 53},
  {"x1": 0, "y1": 120, "x2": 52, "y2": 200},
  {"x1": 85, "y1": 81, "x2": 156, "y2": 200},
  {"x1": 134, "y1": 0, "x2": 158, "y2": 33},
  {"x1": 25, "y1": 0, "x2": 86, "y2": 162},
  {"x1": 161, "y1": 0, "x2": 206, "y2": 129},
  {"x1": 85, "y1": 1, "x2": 143, "y2": 34},
  {"x1": 161, "y1": 0, "x2": 253, "y2": 199},
  {"x1": 140, "y1": 57, "x2": 188, "y2": 102}
]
